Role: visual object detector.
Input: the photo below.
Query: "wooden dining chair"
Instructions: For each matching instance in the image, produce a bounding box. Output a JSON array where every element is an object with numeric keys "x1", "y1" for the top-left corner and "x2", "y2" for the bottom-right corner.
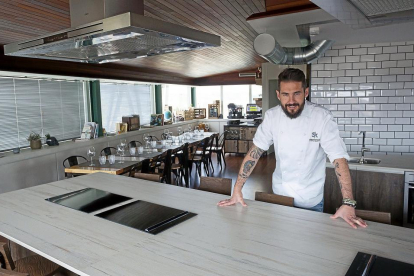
[
  {"x1": 355, "y1": 210, "x2": 391, "y2": 224},
  {"x1": 189, "y1": 137, "x2": 211, "y2": 177},
  {"x1": 0, "y1": 242, "x2": 59, "y2": 276},
  {"x1": 100, "y1": 147, "x2": 117, "y2": 156},
  {"x1": 134, "y1": 173, "x2": 162, "y2": 182},
  {"x1": 255, "y1": 192, "x2": 294, "y2": 207},
  {"x1": 199, "y1": 177, "x2": 232, "y2": 196},
  {"x1": 62, "y1": 155, "x2": 88, "y2": 178},
  {"x1": 209, "y1": 132, "x2": 227, "y2": 169}
]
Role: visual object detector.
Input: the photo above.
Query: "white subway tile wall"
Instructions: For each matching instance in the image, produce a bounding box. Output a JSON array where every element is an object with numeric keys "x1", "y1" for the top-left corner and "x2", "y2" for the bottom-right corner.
[{"x1": 311, "y1": 41, "x2": 414, "y2": 155}]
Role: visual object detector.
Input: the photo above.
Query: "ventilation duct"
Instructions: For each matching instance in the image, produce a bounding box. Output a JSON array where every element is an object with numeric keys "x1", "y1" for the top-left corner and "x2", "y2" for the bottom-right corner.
[{"x1": 253, "y1": 33, "x2": 334, "y2": 65}]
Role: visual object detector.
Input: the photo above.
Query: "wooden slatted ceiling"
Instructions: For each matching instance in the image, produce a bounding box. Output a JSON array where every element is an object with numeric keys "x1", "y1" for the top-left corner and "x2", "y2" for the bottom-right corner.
[{"x1": 0, "y1": 0, "x2": 266, "y2": 81}]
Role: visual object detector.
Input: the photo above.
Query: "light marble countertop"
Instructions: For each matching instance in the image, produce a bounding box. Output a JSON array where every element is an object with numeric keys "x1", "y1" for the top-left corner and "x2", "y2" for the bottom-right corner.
[
  {"x1": 326, "y1": 154, "x2": 414, "y2": 174},
  {"x1": 0, "y1": 173, "x2": 414, "y2": 276}
]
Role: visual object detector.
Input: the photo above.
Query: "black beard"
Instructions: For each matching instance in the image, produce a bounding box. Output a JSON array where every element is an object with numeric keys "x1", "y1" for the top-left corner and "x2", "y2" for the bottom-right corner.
[{"x1": 281, "y1": 102, "x2": 305, "y2": 119}]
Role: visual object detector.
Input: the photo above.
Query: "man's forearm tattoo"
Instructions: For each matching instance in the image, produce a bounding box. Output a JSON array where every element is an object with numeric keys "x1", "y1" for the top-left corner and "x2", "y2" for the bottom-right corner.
[
  {"x1": 334, "y1": 160, "x2": 353, "y2": 199},
  {"x1": 239, "y1": 160, "x2": 256, "y2": 179},
  {"x1": 334, "y1": 161, "x2": 342, "y2": 189},
  {"x1": 249, "y1": 147, "x2": 265, "y2": 159}
]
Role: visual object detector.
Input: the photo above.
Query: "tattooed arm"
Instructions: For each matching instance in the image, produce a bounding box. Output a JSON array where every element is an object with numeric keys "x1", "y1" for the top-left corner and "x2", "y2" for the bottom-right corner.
[
  {"x1": 217, "y1": 144, "x2": 265, "y2": 207},
  {"x1": 330, "y1": 158, "x2": 367, "y2": 229}
]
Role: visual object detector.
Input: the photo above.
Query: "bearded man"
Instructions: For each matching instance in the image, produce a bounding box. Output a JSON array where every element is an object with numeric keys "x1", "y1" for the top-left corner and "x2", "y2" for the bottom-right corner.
[{"x1": 218, "y1": 68, "x2": 367, "y2": 229}]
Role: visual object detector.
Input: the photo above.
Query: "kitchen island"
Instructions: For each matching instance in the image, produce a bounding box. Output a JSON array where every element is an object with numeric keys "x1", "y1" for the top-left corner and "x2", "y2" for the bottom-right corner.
[{"x1": 0, "y1": 173, "x2": 414, "y2": 275}]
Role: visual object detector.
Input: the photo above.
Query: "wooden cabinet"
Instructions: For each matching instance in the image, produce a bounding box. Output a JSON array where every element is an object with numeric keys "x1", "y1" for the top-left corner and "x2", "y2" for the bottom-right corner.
[
  {"x1": 324, "y1": 168, "x2": 405, "y2": 226},
  {"x1": 245, "y1": 127, "x2": 257, "y2": 140},
  {"x1": 324, "y1": 168, "x2": 357, "y2": 214},
  {"x1": 356, "y1": 170, "x2": 404, "y2": 226},
  {"x1": 238, "y1": 140, "x2": 249, "y2": 153},
  {"x1": 224, "y1": 140, "x2": 237, "y2": 153},
  {"x1": 224, "y1": 125, "x2": 258, "y2": 154}
]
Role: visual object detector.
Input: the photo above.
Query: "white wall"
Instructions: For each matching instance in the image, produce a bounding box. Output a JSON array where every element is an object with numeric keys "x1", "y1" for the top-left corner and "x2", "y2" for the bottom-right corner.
[{"x1": 311, "y1": 41, "x2": 414, "y2": 156}]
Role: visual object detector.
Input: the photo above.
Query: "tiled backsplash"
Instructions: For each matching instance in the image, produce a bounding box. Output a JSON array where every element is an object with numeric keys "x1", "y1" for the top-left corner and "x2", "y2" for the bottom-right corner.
[{"x1": 311, "y1": 41, "x2": 414, "y2": 156}]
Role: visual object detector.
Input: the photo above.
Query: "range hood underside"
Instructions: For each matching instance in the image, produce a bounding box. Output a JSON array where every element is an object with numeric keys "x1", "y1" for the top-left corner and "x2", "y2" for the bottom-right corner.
[{"x1": 4, "y1": 13, "x2": 221, "y2": 64}]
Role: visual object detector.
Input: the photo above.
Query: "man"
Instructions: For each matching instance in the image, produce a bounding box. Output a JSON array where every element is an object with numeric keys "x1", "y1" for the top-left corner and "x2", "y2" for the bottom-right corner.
[{"x1": 218, "y1": 68, "x2": 367, "y2": 229}]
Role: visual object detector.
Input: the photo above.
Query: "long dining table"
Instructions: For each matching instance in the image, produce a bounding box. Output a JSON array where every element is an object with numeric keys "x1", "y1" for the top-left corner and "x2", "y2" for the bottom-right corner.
[
  {"x1": 1, "y1": 172, "x2": 414, "y2": 276},
  {"x1": 64, "y1": 132, "x2": 217, "y2": 184}
]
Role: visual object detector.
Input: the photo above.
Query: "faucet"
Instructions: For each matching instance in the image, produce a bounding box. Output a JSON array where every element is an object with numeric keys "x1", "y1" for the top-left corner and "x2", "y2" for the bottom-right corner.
[{"x1": 359, "y1": 131, "x2": 370, "y2": 164}]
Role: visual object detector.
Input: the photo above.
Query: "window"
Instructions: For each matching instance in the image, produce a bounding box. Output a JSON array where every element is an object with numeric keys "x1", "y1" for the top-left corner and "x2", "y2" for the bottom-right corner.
[
  {"x1": 100, "y1": 83, "x2": 152, "y2": 132},
  {"x1": 195, "y1": 86, "x2": 221, "y2": 109},
  {"x1": 252, "y1": 85, "x2": 262, "y2": 100},
  {"x1": 0, "y1": 78, "x2": 86, "y2": 151},
  {"x1": 162, "y1": 84, "x2": 191, "y2": 111},
  {"x1": 222, "y1": 85, "x2": 250, "y2": 118}
]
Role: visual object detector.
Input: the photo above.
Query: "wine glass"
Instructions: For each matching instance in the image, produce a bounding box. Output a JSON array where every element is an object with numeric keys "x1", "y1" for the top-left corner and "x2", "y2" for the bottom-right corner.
[
  {"x1": 177, "y1": 127, "x2": 183, "y2": 136},
  {"x1": 87, "y1": 147, "x2": 96, "y2": 166},
  {"x1": 163, "y1": 129, "x2": 169, "y2": 140},
  {"x1": 120, "y1": 139, "x2": 127, "y2": 148},
  {"x1": 143, "y1": 133, "x2": 149, "y2": 149},
  {"x1": 117, "y1": 144, "x2": 125, "y2": 164}
]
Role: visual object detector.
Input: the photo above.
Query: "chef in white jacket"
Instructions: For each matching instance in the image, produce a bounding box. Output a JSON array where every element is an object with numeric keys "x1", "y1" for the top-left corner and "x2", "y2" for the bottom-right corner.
[{"x1": 218, "y1": 68, "x2": 367, "y2": 229}]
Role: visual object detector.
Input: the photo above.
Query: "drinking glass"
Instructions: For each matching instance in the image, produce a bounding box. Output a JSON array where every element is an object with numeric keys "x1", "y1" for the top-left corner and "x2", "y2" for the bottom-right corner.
[
  {"x1": 137, "y1": 146, "x2": 144, "y2": 154},
  {"x1": 117, "y1": 144, "x2": 125, "y2": 164},
  {"x1": 129, "y1": 147, "x2": 136, "y2": 156},
  {"x1": 87, "y1": 147, "x2": 95, "y2": 166},
  {"x1": 143, "y1": 134, "x2": 149, "y2": 149},
  {"x1": 205, "y1": 123, "x2": 210, "y2": 132},
  {"x1": 99, "y1": 156, "x2": 106, "y2": 165},
  {"x1": 150, "y1": 141, "x2": 157, "y2": 149},
  {"x1": 108, "y1": 155, "x2": 116, "y2": 164},
  {"x1": 120, "y1": 139, "x2": 127, "y2": 147}
]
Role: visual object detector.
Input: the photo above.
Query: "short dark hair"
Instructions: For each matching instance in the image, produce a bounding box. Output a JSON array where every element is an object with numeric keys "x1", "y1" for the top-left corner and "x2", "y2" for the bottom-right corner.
[{"x1": 278, "y1": 68, "x2": 306, "y2": 90}]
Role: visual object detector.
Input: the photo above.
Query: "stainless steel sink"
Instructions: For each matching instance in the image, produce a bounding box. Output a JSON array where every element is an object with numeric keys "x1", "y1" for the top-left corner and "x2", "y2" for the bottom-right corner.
[{"x1": 348, "y1": 157, "x2": 381, "y2": 164}]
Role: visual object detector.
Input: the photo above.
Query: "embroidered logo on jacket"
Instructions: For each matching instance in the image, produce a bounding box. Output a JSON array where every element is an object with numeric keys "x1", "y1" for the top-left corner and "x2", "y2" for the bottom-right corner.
[{"x1": 309, "y1": 132, "x2": 320, "y2": 142}]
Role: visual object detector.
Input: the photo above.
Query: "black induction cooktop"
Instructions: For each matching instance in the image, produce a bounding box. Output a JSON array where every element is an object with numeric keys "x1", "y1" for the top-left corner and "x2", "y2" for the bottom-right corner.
[
  {"x1": 45, "y1": 188, "x2": 132, "y2": 213},
  {"x1": 95, "y1": 200, "x2": 197, "y2": 235},
  {"x1": 346, "y1": 252, "x2": 414, "y2": 276}
]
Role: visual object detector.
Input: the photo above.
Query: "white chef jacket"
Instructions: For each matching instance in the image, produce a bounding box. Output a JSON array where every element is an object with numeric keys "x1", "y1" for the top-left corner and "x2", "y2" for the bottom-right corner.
[{"x1": 253, "y1": 101, "x2": 349, "y2": 208}]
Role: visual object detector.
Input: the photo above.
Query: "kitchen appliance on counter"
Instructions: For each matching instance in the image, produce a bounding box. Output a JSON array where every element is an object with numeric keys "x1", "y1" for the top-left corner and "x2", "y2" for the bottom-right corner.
[
  {"x1": 46, "y1": 188, "x2": 132, "y2": 213},
  {"x1": 227, "y1": 120, "x2": 241, "y2": 125},
  {"x1": 227, "y1": 103, "x2": 244, "y2": 119},
  {"x1": 246, "y1": 104, "x2": 262, "y2": 119},
  {"x1": 346, "y1": 252, "x2": 414, "y2": 275},
  {"x1": 96, "y1": 200, "x2": 197, "y2": 235},
  {"x1": 46, "y1": 188, "x2": 197, "y2": 235},
  {"x1": 404, "y1": 171, "x2": 414, "y2": 228}
]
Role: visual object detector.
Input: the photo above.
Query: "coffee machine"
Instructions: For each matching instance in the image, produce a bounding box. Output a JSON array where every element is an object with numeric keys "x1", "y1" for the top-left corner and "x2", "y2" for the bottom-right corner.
[
  {"x1": 227, "y1": 103, "x2": 244, "y2": 119},
  {"x1": 246, "y1": 104, "x2": 262, "y2": 119}
]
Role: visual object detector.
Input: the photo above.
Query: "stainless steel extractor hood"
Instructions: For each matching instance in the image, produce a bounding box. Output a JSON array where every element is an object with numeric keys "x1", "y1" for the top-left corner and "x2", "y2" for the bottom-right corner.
[{"x1": 4, "y1": 0, "x2": 221, "y2": 64}]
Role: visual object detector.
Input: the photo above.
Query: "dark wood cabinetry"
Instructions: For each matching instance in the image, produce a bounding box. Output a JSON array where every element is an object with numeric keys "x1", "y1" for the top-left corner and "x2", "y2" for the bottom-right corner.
[
  {"x1": 324, "y1": 168, "x2": 405, "y2": 226},
  {"x1": 356, "y1": 171, "x2": 404, "y2": 226},
  {"x1": 224, "y1": 125, "x2": 257, "y2": 154},
  {"x1": 324, "y1": 168, "x2": 357, "y2": 214}
]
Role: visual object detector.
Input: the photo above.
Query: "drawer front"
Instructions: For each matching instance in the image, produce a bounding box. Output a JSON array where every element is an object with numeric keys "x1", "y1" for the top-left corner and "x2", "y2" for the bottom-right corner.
[
  {"x1": 245, "y1": 127, "x2": 257, "y2": 140},
  {"x1": 248, "y1": 141, "x2": 255, "y2": 150},
  {"x1": 225, "y1": 140, "x2": 238, "y2": 152},
  {"x1": 238, "y1": 140, "x2": 249, "y2": 153}
]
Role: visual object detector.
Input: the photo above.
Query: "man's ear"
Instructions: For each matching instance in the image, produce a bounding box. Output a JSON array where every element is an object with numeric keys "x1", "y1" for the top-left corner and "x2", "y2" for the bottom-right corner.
[
  {"x1": 304, "y1": 87, "x2": 309, "y2": 98},
  {"x1": 276, "y1": 90, "x2": 280, "y2": 101}
]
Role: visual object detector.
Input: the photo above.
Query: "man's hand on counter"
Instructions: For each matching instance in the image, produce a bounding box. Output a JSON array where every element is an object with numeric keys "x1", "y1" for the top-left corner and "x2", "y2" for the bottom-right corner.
[
  {"x1": 331, "y1": 205, "x2": 367, "y2": 229},
  {"x1": 217, "y1": 191, "x2": 247, "y2": 207}
]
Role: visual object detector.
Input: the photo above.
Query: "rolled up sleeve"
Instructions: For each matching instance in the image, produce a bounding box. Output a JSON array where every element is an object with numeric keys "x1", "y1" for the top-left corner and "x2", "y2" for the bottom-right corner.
[
  {"x1": 320, "y1": 113, "x2": 350, "y2": 163},
  {"x1": 253, "y1": 110, "x2": 274, "y2": 151}
]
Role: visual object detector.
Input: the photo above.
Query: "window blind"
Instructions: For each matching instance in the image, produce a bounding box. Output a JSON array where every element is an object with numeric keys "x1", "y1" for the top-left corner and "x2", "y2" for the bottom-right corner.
[
  {"x1": 0, "y1": 78, "x2": 86, "y2": 151},
  {"x1": 100, "y1": 83, "x2": 152, "y2": 132}
]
